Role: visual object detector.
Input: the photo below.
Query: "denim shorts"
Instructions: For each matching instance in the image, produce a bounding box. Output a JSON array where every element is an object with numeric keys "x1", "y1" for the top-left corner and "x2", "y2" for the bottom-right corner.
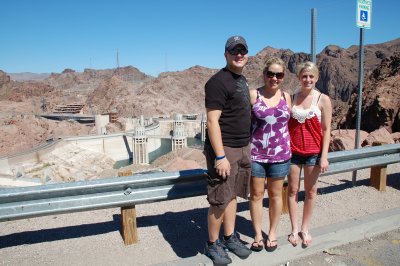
[
  {"x1": 251, "y1": 160, "x2": 290, "y2": 178},
  {"x1": 291, "y1": 153, "x2": 321, "y2": 166}
]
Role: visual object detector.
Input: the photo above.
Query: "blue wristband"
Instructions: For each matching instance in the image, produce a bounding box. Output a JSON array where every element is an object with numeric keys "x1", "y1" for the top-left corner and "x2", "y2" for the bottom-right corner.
[{"x1": 215, "y1": 155, "x2": 226, "y2": 160}]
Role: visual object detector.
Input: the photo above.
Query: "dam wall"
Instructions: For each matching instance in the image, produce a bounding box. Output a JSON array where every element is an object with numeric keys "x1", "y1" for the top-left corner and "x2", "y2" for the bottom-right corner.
[
  {"x1": 0, "y1": 118, "x2": 204, "y2": 176},
  {"x1": 0, "y1": 122, "x2": 162, "y2": 175}
]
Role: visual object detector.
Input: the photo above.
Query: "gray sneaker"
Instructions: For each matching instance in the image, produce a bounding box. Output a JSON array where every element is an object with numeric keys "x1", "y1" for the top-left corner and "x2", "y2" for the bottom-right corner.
[
  {"x1": 223, "y1": 233, "x2": 252, "y2": 259},
  {"x1": 204, "y1": 240, "x2": 232, "y2": 264}
]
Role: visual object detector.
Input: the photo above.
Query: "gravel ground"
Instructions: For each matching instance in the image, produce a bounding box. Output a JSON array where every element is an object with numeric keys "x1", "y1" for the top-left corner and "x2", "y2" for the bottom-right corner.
[{"x1": 1, "y1": 164, "x2": 400, "y2": 266}]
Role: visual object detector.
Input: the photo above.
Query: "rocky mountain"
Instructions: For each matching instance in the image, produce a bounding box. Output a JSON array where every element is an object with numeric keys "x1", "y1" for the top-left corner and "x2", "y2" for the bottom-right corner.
[
  {"x1": 242, "y1": 38, "x2": 400, "y2": 130},
  {"x1": 0, "y1": 38, "x2": 399, "y2": 156},
  {"x1": 8, "y1": 72, "x2": 51, "y2": 82},
  {"x1": 117, "y1": 66, "x2": 216, "y2": 117},
  {"x1": 339, "y1": 51, "x2": 400, "y2": 133}
]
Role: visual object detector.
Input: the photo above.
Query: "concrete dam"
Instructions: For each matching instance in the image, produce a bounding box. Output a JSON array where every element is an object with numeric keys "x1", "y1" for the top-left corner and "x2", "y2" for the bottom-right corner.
[{"x1": 0, "y1": 115, "x2": 206, "y2": 177}]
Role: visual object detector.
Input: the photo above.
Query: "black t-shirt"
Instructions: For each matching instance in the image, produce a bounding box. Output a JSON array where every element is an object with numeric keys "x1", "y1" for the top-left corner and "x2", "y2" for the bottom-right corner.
[{"x1": 204, "y1": 67, "x2": 251, "y2": 148}]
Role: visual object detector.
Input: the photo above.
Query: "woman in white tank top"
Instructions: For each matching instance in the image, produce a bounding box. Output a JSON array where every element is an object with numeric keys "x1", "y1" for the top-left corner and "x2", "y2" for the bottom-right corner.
[{"x1": 287, "y1": 62, "x2": 332, "y2": 248}]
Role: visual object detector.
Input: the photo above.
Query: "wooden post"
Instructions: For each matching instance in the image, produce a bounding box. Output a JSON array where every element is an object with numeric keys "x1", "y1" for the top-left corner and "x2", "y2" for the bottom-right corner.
[
  {"x1": 121, "y1": 205, "x2": 138, "y2": 245},
  {"x1": 282, "y1": 182, "x2": 289, "y2": 214},
  {"x1": 370, "y1": 165, "x2": 387, "y2": 191},
  {"x1": 118, "y1": 170, "x2": 137, "y2": 245},
  {"x1": 370, "y1": 142, "x2": 387, "y2": 191},
  {"x1": 118, "y1": 169, "x2": 133, "y2": 177}
]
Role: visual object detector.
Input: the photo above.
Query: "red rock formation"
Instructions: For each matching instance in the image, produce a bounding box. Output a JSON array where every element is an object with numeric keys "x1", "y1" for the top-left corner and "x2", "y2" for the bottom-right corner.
[
  {"x1": 330, "y1": 129, "x2": 369, "y2": 151},
  {"x1": 362, "y1": 127, "x2": 395, "y2": 146},
  {"x1": 340, "y1": 52, "x2": 400, "y2": 133}
]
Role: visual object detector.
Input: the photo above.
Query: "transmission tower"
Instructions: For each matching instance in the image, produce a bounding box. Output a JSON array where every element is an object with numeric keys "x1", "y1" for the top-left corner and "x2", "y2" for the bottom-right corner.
[
  {"x1": 165, "y1": 53, "x2": 169, "y2": 72},
  {"x1": 116, "y1": 50, "x2": 120, "y2": 74},
  {"x1": 41, "y1": 97, "x2": 47, "y2": 112}
]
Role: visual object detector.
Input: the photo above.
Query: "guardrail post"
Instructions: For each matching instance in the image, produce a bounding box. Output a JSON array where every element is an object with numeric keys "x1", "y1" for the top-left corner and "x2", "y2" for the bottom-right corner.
[
  {"x1": 370, "y1": 165, "x2": 387, "y2": 191},
  {"x1": 369, "y1": 142, "x2": 387, "y2": 191},
  {"x1": 282, "y1": 182, "x2": 289, "y2": 214},
  {"x1": 118, "y1": 169, "x2": 138, "y2": 245},
  {"x1": 121, "y1": 205, "x2": 138, "y2": 245}
]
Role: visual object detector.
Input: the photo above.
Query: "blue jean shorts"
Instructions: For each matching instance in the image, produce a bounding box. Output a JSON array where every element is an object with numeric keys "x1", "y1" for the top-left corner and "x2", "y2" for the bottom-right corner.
[
  {"x1": 291, "y1": 153, "x2": 321, "y2": 166},
  {"x1": 251, "y1": 160, "x2": 290, "y2": 178}
]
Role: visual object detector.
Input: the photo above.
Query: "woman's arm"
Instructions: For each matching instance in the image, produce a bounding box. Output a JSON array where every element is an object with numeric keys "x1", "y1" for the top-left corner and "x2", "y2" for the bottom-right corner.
[
  {"x1": 319, "y1": 94, "x2": 332, "y2": 173},
  {"x1": 250, "y1": 89, "x2": 257, "y2": 105}
]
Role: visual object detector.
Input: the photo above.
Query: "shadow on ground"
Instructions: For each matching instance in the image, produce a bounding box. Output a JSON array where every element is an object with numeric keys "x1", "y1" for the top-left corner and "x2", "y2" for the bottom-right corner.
[
  {"x1": 0, "y1": 217, "x2": 120, "y2": 249},
  {"x1": 1, "y1": 172, "x2": 398, "y2": 258},
  {"x1": 318, "y1": 171, "x2": 400, "y2": 196}
]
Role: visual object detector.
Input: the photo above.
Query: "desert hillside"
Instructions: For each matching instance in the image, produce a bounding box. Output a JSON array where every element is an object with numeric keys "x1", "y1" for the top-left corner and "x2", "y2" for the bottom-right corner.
[{"x1": 0, "y1": 38, "x2": 399, "y2": 157}]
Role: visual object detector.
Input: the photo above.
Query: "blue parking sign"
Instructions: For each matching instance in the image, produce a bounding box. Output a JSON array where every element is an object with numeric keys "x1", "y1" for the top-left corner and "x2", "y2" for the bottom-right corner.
[
  {"x1": 360, "y1": 10, "x2": 368, "y2": 22},
  {"x1": 356, "y1": 0, "x2": 372, "y2": 29}
]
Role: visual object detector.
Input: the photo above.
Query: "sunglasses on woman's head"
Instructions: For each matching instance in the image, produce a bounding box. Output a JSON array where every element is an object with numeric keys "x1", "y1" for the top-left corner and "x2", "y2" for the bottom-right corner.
[{"x1": 265, "y1": 71, "x2": 285, "y2": 79}]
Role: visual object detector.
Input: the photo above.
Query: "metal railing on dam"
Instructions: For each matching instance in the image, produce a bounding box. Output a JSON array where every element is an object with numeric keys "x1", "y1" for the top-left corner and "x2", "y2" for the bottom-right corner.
[{"x1": 1, "y1": 143, "x2": 399, "y2": 245}]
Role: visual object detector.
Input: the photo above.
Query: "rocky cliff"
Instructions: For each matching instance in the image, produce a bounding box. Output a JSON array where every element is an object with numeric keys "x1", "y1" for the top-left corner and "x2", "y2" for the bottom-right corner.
[
  {"x1": 1, "y1": 38, "x2": 399, "y2": 156},
  {"x1": 339, "y1": 51, "x2": 400, "y2": 133}
]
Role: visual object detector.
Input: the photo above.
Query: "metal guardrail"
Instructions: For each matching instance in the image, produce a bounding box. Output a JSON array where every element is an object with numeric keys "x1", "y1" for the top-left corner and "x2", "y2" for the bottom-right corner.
[
  {"x1": 0, "y1": 144, "x2": 399, "y2": 223},
  {"x1": 0, "y1": 144, "x2": 400, "y2": 221},
  {"x1": 0, "y1": 138, "x2": 63, "y2": 160},
  {"x1": 0, "y1": 169, "x2": 207, "y2": 222},
  {"x1": 322, "y1": 143, "x2": 400, "y2": 176}
]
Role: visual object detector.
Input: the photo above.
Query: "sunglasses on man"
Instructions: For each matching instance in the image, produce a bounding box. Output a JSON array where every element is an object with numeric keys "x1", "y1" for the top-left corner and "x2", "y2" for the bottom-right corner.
[
  {"x1": 227, "y1": 47, "x2": 248, "y2": 56},
  {"x1": 265, "y1": 71, "x2": 285, "y2": 79}
]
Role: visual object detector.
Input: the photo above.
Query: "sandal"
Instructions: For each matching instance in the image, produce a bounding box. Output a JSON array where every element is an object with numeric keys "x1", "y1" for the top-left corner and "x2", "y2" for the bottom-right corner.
[
  {"x1": 265, "y1": 237, "x2": 278, "y2": 252},
  {"x1": 250, "y1": 238, "x2": 264, "y2": 252},
  {"x1": 287, "y1": 232, "x2": 299, "y2": 247},
  {"x1": 299, "y1": 231, "x2": 312, "y2": 248}
]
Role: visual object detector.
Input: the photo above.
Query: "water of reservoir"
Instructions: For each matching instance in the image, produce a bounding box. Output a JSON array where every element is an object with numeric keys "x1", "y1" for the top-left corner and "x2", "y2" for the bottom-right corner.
[{"x1": 113, "y1": 137, "x2": 204, "y2": 169}]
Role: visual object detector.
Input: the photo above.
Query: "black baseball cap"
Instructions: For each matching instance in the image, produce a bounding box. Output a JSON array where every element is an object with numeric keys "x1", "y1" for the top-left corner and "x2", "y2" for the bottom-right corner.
[{"x1": 225, "y1": 36, "x2": 248, "y2": 51}]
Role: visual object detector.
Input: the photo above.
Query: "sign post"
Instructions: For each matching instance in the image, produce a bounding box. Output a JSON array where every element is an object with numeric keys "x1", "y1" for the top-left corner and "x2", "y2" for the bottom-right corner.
[{"x1": 353, "y1": 0, "x2": 372, "y2": 185}]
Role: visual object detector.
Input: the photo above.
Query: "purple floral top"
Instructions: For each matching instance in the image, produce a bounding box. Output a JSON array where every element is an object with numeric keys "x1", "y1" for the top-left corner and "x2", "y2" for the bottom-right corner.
[{"x1": 251, "y1": 89, "x2": 291, "y2": 163}]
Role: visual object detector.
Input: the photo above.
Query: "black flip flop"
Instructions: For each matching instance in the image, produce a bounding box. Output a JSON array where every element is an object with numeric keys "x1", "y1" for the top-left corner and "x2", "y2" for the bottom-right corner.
[
  {"x1": 250, "y1": 239, "x2": 264, "y2": 252},
  {"x1": 265, "y1": 237, "x2": 278, "y2": 252}
]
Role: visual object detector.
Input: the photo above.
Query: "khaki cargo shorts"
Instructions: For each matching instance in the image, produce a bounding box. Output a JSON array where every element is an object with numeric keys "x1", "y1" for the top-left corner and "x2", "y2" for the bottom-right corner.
[{"x1": 204, "y1": 143, "x2": 251, "y2": 209}]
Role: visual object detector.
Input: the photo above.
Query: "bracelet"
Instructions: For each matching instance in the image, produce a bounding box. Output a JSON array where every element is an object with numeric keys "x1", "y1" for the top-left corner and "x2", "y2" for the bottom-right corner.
[{"x1": 215, "y1": 155, "x2": 226, "y2": 160}]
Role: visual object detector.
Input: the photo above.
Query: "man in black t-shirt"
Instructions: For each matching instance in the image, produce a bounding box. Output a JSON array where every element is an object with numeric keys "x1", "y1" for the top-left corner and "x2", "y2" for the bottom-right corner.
[{"x1": 203, "y1": 36, "x2": 252, "y2": 264}]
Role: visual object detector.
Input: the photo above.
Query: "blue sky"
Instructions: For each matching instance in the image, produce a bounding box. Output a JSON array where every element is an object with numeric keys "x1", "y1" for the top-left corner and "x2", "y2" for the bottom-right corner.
[{"x1": 0, "y1": 0, "x2": 398, "y2": 77}]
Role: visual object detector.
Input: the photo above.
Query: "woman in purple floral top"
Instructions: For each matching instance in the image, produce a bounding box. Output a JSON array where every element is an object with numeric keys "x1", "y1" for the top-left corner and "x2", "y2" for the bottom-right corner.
[{"x1": 249, "y1": 57, "x2": 292, "y2": 252}]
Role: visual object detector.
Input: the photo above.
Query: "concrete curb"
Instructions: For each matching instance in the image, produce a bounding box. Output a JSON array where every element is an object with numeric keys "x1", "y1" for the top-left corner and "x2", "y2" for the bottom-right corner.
[{"x1": 155, "y1": 207, "x2": 400, "y2": 266}]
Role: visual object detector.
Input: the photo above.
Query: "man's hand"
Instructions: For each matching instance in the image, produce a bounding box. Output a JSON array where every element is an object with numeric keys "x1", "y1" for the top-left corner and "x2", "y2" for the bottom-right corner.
[{"x1": 215, "y1": 157, "x2": 231, "y2": 179}]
